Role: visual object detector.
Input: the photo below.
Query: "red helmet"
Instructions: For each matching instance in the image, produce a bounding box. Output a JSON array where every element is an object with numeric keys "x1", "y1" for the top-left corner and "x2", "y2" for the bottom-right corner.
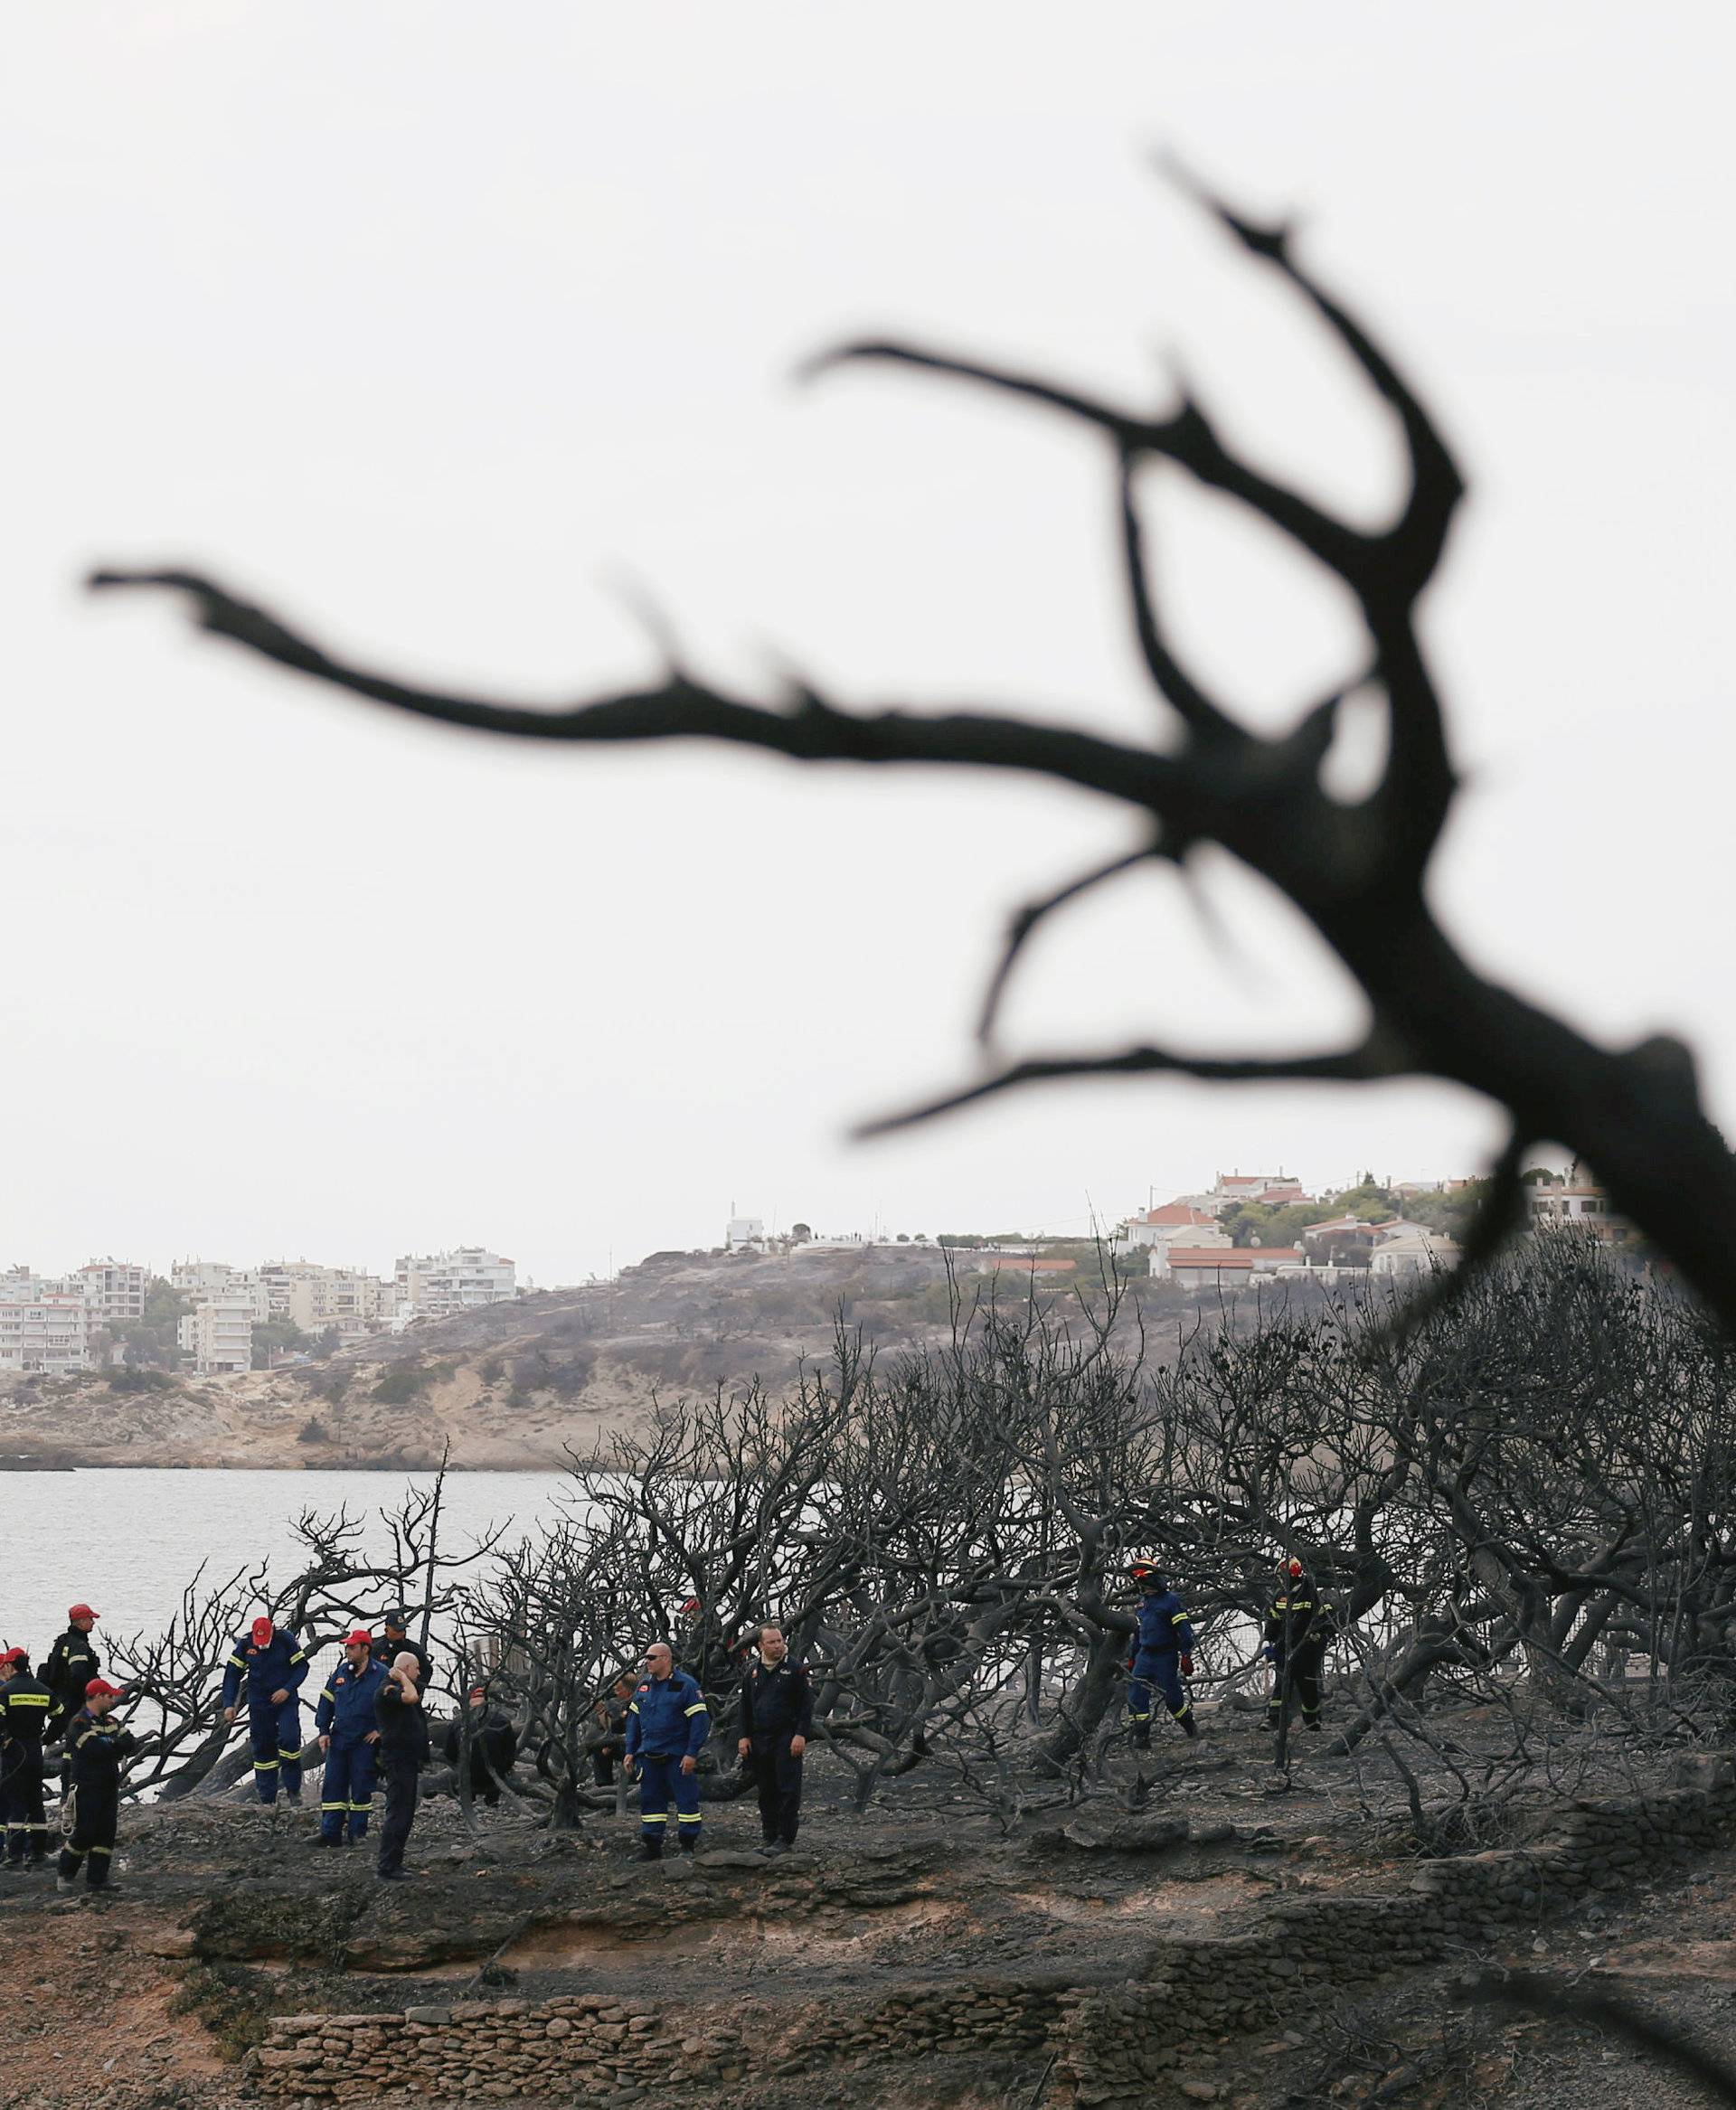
[{"x1": 1285, "y1": 1559, "x2": 1304, "y2": 1578}]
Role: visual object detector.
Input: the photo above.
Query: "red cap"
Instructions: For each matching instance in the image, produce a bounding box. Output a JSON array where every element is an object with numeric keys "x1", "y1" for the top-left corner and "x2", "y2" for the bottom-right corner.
[
  {"x1": 69, "y1": 1604, "x2": 98, "y2": 1622},
  {"x1": 250, "y1": 1616, "x2": 275, "y2": 1645},
  {"x1": 468, "y1": 1683, "x2": 487, "y2": 1701},
  {"x1": 1286, "y1": 1559, "x2": 1304, "y2": 1578},
  {"x1": 85, "y1": 1678, "x2": 122, "y2": 1699},
  {"x1": 344, "y1": 1629, "x2": 373, "y2": 1649},
  {"x1": 0, "y1": 1646, "x2": 26, "y2": 1666}
]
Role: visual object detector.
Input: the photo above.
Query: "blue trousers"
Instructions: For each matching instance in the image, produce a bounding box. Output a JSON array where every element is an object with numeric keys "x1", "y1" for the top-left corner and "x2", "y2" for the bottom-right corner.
[
  {"x1": 1128, "y1": 1649, "x2": 1192, "y2": 1728},
  {"x1": 637, "y1": 1753, "x2": 702, "y2": 1842},
  {"x1": 248, "y1": 1698, "x2": 304, "y2": 1803},
  {"x1": 320, "y1": 1738, "x2": 379, "y2": 1840}
]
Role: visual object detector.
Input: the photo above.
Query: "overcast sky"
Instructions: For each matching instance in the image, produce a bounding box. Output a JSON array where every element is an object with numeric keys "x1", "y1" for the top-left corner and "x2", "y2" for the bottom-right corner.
[{"x1": 1, "y1": 5, "x2": 1729, "y2": 1285}]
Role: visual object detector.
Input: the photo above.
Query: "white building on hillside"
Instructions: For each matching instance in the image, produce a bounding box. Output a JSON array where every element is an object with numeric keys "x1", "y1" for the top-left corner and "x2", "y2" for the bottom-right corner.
[
  {"x1": 1369, "y1": 1225, "x2": 1461, "y2": 1276},
  {"x1": 261, "y1": 1260, "x2": 396, "y2": 1342},
  {"x1": 0, "y1": 1281, "x2": 90, "y2": 1372},
  {"x1": 178, "y1": 1293, "x2": 257, "y2": 1375},
  {"x1": 726, "y1": 1214, "x2": 766, "y2": 1250},
  {"x1": 172, "y1": 1259, "x2": 241, "y2": 1299},
  {"x1": 77, "y1": 1258, "x2": 148, "y2": 1329},
  {"x1": 395, "y1": 1248, "x2": 517, "y2": 1318},
  {"x1": 1116, "y1": 1201, "x2": 1228, "y2": 1260}
]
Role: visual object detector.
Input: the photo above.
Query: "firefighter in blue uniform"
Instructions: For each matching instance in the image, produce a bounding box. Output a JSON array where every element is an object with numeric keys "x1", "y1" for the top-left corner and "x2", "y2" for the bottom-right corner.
[
  {"x1": 314, "y1": 1629, "x2": 387, "y2": 1845},
  {"x1": 624, "y1": 1641, "x2": 709, "y2": 1859},
  {"x1": 0, "y1": 1645, "x2": 56, "y2": 1867},
  {"x1": 222, "y1": 1615, "x2": 310, "y2": 1804},
  {"x1": 1125, "y1": 1560, "x2": 1199, "y2": 1747}
]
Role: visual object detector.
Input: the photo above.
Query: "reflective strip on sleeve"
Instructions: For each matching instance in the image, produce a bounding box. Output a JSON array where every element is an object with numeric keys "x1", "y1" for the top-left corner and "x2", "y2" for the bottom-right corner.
[
  {"x1": 1170, "y1": 1612, "x2": 1189, "y2": 1625},
  {"x1": 226, "y1": 1655, "x2": 246, "y2": 1670},
  {"x1": 288, "y1": 1652, "x2": 307, "y2": 1666},
  {"x1": 627, "y1": 1701, "x2": 638, "y2": 1714},
  {"x1": 318, "y1": 1688, "x2": 336, "y2": 1704},
  {"x1": 683, "y1": 1704, "x2": 707, "y2": 1717}
]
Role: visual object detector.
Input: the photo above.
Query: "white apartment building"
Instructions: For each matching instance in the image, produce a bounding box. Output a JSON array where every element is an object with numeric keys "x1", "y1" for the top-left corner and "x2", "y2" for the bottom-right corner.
[
  {"x1": 177, "y1": 1291, "x2": 259, "y2": 1375},
  {"x1": 0, "y1": 1286, "x2": 90, "y2": 1373},
  {"x1": 172, "y1": 1259, "x2": 242, "y2": 1299},
  {"x1": 394, "y1": 1248, "x2": 516, "y2": 1319},
  {"x1": 725, "y1": 1215, "x2": 766, "y2": 1249},
  {"x1": 77, "y1": 1258, "x2": 148, "y2": 1327},
  {"x1": 262, "y1": 1260, "x2": 396, "y2": 1341}
]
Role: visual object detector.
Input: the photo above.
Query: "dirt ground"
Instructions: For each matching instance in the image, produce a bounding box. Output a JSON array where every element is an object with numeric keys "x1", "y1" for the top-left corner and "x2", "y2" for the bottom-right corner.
[{"x1": 4, "y1": 1698, "x2": 1736, "y2": 2110}]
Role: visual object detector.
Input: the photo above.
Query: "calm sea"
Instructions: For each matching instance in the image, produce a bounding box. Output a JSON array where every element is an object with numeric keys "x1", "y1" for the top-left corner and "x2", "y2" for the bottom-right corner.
[{"x1": 0, "y1": 1468, "x2": 575, "y2": 1684}]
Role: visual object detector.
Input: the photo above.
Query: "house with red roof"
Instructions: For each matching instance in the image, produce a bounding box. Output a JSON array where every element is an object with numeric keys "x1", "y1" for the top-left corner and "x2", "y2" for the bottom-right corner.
[{"x1": 1156, "y1": 1246, "x2": 1307, "y2": 1289}]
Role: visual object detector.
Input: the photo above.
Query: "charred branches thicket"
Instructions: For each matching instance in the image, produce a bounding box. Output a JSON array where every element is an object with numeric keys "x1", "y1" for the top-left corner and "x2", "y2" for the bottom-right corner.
[
  {"x1": 439, "y1": 1244, "x2": 1736, "y2": 1822},
  {"x1": 88, "y1": 166, "x2": 1736, "y2": 1325}
]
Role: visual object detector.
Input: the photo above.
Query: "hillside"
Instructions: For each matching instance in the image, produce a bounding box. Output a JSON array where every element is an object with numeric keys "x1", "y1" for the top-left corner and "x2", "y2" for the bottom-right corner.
[{"x1": 0, "y1": 1245, "x2": 1175, "y2": 1470}]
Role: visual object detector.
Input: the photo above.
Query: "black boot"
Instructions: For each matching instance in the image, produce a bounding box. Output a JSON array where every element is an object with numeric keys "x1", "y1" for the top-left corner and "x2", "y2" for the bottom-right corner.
[
  {"x1": 1179, "y1": 1714, "x2": 1200, "y2": 1739},
  {"x1": 1130, "y1": 1722, "x2": 1151, "y2": 1751},
  {"x1": 637, "y1": 1839, "x2": 663, "y2": 1861}
]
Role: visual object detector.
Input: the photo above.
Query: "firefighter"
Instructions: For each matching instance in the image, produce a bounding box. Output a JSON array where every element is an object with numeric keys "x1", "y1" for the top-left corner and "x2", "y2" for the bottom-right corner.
[
  {"x1": 1125, "y1": 1560, "x2": 1199, "y2": 1747},
  {"x1": 442, "y1": 1685, "x2": 519, "y2": 1806},
  {"x1": 736, "y1": 1625, "x2": 813, "y2": 1855},
  {"x1": 56, "y1": 1679, "x2": 135, "y2": 1895},
  {"x1": 314, "y1": 1631, "x2": 386, "y2": 1846},
  {"x1": 40, "y1": 1604, "x2": 100, "y2": 1727},
  {"x1": 374, "y1": 1651, "x2": 430, "y2": 1881},
  {"x1": 1263, "y1": 1558, "x2": 1333, "y2": 1734},
  {"x1": 0, "y1": 1646, "x2": 55, "y2": 1868},
  {"x1": 624, "y1": 1642, "x2": 709, "y2": 1860},
  {"x1": 222, "y1": 1615, "x2": 311, "y2": 1804},
  {"x1": 371, "y1": 1609, "x2": 432, "y2": 1691}
]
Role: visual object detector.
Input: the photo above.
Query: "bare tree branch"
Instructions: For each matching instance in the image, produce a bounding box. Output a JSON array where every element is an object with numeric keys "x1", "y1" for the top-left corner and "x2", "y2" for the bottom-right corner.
[
  {"x1": 84, "y1": 166, "x2": 1736, "y2": 1331},
  {"x1": 857, "y1": 1037, "x2": 1403, "y2": 1138}
]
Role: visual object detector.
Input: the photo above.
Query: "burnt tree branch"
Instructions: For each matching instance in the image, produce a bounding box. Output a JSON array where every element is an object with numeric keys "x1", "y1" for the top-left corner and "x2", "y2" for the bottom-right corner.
[{"x1": 88, "y1": 170, "x2": 1736, "y2": 1326}]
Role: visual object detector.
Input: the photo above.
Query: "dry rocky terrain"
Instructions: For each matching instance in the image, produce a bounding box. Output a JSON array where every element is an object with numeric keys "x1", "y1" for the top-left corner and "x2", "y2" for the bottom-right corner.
[
  {"x1": 0, "y1": 1247, "x2": 1194, "y2": 1472},
  {"x1": 6, "y1": 1699, "x2": 1736, "y2": 2110}
]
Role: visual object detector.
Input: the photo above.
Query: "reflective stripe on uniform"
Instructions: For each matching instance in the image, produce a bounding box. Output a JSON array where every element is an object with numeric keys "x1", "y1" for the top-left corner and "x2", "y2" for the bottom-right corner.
[
  {"x1": 319, "y1": 1801, "x2": 347, "y2": 1813},
  {"x1": 278, "y1": 1747, "x2": 301, "y2": 1759},
  {"x1": 641, "y1": 1812, "x2": 667, "y2": 1823},
  {"x1": 90, "y1": 1843, "x2": 112, "y2": 1856},
  {"x1": 348, "y1": 1801, "x2": 372, "y2": 1812},
  {"x1": 319, "y1": 1688, "x2": 336, "y2": 1704},
  {"x1": 683, "y1": 1704, "x2": 706, "y2": 1717},
  {"x1": 253, "y1": 1758, "x2": 279, "y2": 1771},
  {"x1": 5, "y1": 1693, "x2": 51, "y2": 1706},
  {"x1": 676, "y1": 1813, "x2": 702, "y2": 1823}
]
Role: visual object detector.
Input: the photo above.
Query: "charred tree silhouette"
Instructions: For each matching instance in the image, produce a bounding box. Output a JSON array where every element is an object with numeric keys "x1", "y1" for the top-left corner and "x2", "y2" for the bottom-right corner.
[{"x1": 90, "y1": 166, "x2": 1736, "y2": 1325}]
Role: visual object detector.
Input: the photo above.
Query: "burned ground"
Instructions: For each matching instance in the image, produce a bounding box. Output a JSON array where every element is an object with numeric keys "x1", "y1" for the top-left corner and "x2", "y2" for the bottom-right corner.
[{"x1": 7, "y1": 1698, "x2": 1736, "y2": 2110}]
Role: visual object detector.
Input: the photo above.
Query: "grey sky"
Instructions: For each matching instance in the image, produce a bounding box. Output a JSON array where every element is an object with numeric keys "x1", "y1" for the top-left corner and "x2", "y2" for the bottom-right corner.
[{"x1": 3, "y1": 5, "x2": 1729, "y2": 1284}]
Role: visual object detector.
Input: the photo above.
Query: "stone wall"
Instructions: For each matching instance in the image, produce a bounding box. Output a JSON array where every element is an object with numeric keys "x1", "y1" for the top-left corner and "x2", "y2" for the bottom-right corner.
[{"x1": 246, "y1": 1777, "x2": 1736, "y2": 2108}]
